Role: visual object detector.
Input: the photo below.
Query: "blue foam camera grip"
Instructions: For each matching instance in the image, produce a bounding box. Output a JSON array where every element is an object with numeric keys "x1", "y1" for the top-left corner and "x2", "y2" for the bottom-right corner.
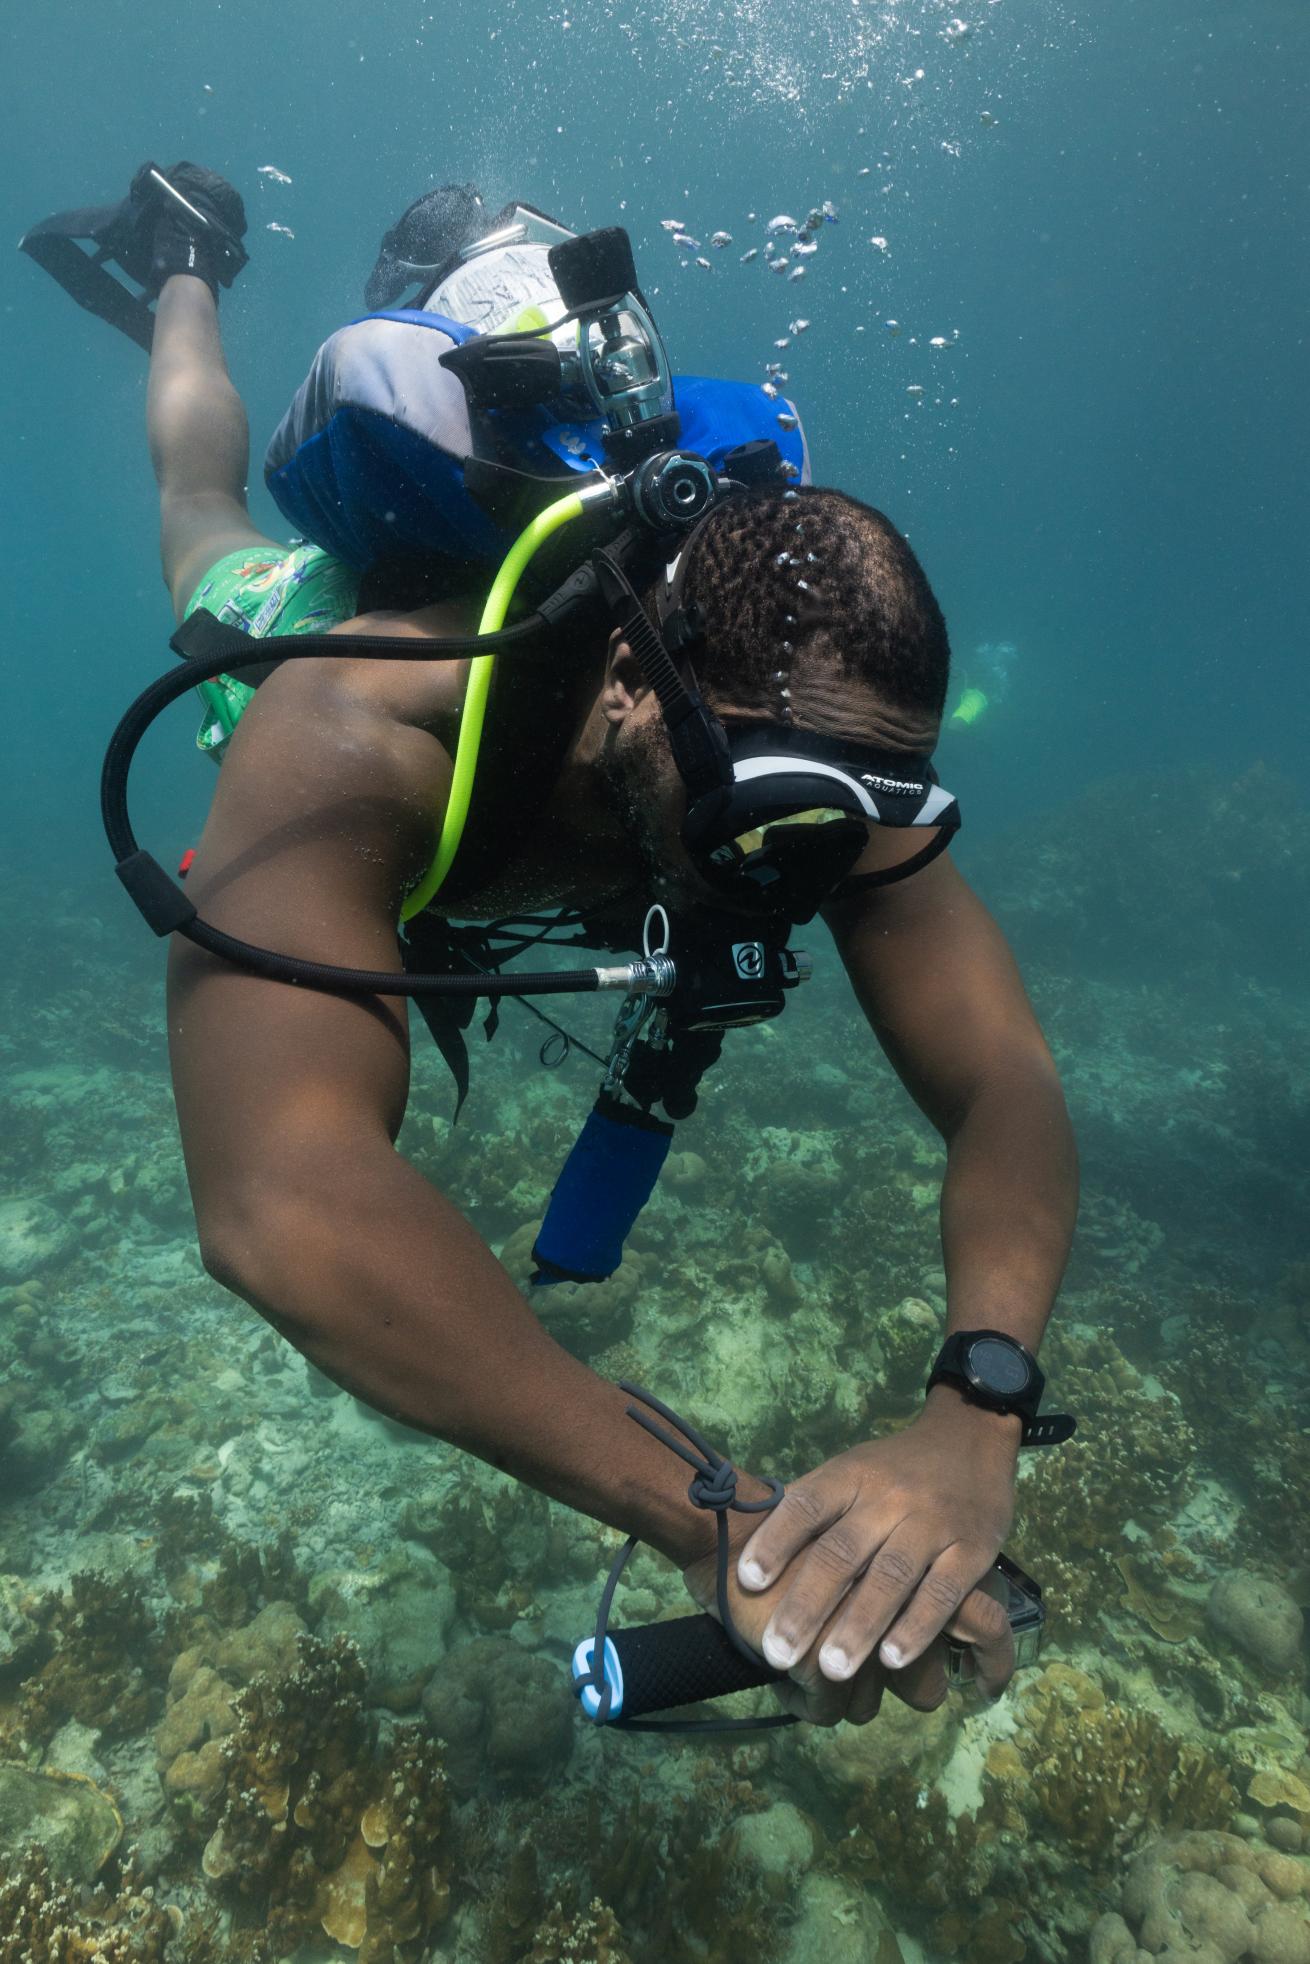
[{"x1": 531, "y1": 1093, "x2": 674, "y2": 1284}]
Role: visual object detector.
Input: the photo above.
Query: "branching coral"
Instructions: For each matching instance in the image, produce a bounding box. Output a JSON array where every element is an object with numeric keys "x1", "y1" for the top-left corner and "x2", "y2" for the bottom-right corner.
[
  {"x1": 471, "y1": 1761, "x2": 781, "y2": 1964},
  {"x1": 526, "y1": 1897, "x2": 633, "y2": 1964},
  {"x1": 1005, "y1": 1331, "x2": 1197, "y2": 1634},
  {"x1": 0, "y1": 1842, "x2": 217, "y2": 1964},
  {"x1": 196, "y1": 1633, "x2": 452, "y2": 1962},
  {"x1": 5, "y1": 1568, "x2": 162, "y2": 1753},
  {"x1": 1005, "y1": 1663, "x2": 1236, "y2": 1866},
  {"x1": 837, "y1": 1764, "x2": 991, "y2": 1913},
  {"x1": 404, "y1": 1476, "x2": 554, "y2": 1632},
  {"x1": 196, "y1": 1529, "x2": 309, "y2": 1630}
]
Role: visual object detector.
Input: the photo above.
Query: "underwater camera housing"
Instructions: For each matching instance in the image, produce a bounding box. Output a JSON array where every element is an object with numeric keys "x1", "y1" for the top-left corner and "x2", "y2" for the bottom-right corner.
[
  {"x1": 439, "y1": 223, "x2": 680, "y2": 474},
  {"x1": 943, "y1": 1553, "x2": 1045, "y2": 1688}
]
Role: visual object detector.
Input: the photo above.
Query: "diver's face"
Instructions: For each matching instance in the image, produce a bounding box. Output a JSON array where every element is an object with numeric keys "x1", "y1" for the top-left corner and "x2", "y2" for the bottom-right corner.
[
  {"x1": 596, "y1": 694, "x2": 721, "y2": 912},
  {"x1": 590, "y1": 633, "x2": 942, "y2": 918}
]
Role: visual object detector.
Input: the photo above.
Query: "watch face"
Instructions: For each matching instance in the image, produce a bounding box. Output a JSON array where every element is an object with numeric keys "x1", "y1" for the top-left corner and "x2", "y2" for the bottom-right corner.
[{"x1": 968, "y1": 1336, "x2": 1031, "y2": 1396}]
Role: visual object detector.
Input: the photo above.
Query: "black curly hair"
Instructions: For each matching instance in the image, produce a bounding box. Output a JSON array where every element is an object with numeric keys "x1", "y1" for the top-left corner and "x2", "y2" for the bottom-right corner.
[{"x1": 665, "y1": 484, "x2": 950, "y2": 723}]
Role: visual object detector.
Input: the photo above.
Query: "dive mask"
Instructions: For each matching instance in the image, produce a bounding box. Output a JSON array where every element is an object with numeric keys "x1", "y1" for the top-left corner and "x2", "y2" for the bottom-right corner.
[{"x1": 684, "y1": 720, "x2": 959, "y2": 923}]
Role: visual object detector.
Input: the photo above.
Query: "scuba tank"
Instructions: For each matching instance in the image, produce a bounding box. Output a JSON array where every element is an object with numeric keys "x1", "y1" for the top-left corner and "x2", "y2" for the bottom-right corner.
[{"x1": 263, "y1": 204, "x2": 810, "y2": 574}]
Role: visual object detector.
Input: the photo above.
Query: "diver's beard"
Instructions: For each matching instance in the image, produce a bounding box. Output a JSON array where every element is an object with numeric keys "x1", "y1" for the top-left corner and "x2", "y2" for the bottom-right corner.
[{"x1": 595, "y1": 721, "x2": 680, "y2": 893}]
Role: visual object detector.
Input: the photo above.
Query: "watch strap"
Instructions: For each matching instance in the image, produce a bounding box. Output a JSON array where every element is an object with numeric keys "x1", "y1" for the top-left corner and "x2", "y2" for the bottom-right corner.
[{"x1": 1022, "y1": 1411, "x2": 1078, "y2": 1448}]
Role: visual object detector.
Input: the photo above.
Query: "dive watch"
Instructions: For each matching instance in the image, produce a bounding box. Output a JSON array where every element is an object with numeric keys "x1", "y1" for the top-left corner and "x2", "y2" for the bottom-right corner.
[{"x1": 925, "y1": 1329, "x2": 1076, "y2": 1448}]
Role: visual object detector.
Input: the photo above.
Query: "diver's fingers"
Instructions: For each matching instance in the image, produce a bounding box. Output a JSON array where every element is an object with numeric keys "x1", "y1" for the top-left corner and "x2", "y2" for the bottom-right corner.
[
  {"x1": 943, "y1": 1586, "x2": 1016, "y2": 1702},
  {"x1": 843, "y1": 1662, "x2": 886, "y2": 1726},
  {"x1": 883, "y1": 1637, "x2": 950, "y2": 1712}
]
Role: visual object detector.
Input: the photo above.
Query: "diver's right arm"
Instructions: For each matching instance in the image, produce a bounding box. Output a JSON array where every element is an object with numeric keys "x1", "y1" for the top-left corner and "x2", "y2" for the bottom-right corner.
[{"x1": 166, "y1": 645, "x2": 750, "y2": 1569}]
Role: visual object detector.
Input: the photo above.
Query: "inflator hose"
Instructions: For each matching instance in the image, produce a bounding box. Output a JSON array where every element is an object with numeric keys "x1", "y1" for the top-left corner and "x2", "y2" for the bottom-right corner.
[{"x1": 402, "y1": 489, "x2": 589, "y2": 918}]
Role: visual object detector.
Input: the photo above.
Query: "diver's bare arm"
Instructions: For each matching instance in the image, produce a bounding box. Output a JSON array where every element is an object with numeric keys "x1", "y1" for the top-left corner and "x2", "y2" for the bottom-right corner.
[
  {"x1": 824, "y1": 853, "x2": 1077, "y2": 1372},
  {"x1": 147, "y1": 274, "x2": 275, "y2": 617},
  {"x1": 168, "y1": 653, "x2": 743, "y2": 1567}
]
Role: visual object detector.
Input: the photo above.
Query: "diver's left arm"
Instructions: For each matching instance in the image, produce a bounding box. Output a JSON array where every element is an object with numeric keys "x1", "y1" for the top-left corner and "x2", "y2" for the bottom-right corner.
[
  {"x1": 719, "y1": 850, "x2": 1077, "y2": 1702},
  {"x1": 827, "y1": 848, "x2": 1078, "y2": 1355}
]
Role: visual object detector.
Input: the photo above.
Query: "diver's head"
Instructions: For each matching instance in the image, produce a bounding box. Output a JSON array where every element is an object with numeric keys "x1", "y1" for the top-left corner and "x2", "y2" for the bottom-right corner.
[
  {"x1": 587, "y1": 485, "x2": 953, "y2": 917},
  {"x1": 660, "y1": 484, "x2": 949, "y2": 742}
]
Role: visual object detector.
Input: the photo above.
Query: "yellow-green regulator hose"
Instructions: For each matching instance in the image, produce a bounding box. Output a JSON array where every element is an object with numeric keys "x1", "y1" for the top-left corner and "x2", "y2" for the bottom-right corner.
[{"x1": 400, "y1": 490, "x2": 589, "y2": 921}]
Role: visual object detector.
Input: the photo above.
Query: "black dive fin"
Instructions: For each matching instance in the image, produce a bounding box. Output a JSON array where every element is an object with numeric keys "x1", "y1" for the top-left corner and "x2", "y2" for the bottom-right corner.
[
  {"x1": 20, "y1": 164, "x2": 249, "y2": 355},
  {"x1": 20, "y1": 198, "x2": 157, "y2": 352}
]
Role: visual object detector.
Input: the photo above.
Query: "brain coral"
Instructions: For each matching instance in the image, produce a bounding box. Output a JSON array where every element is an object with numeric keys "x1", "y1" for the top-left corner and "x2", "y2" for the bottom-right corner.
[{"x1": 1091, "y1": 1827, "x2": 1310, "y2": 1963}]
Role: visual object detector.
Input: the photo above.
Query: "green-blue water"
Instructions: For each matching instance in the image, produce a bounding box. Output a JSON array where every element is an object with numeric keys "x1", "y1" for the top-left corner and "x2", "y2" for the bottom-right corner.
[{"x1": 1, "y1": 3, "x2": 1307, "y2": 1960}]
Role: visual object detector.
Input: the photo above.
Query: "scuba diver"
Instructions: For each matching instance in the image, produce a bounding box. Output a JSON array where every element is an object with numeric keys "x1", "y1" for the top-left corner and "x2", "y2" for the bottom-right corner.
[
  {"x1": 23, "y1": 163, "x2": 1079, "y2": 1729},
  {"x1": 949, "y1": 639, "x2": 1018, "y2": 732}
]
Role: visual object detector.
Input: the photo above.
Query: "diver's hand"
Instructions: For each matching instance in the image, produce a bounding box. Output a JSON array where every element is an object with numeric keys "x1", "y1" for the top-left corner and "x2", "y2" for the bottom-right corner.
[
  {"x1": 734, "y1": 1390, "x2": 1021, "y2": 1705},
  {"x1": 681, "y1": 1533, "x2": 902, "y2": 1726}
]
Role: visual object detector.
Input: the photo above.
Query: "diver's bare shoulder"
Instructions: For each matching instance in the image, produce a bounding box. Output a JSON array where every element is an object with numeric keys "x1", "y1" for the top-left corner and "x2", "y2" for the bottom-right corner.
[{"x1": 310, "y1": 600, "x2": 478, "y2": 744}]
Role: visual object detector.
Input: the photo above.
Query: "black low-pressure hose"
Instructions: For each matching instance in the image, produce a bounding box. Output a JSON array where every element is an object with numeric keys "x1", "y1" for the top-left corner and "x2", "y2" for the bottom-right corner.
[
  {"x1": 100, "y1": 614, "x2": 661, "y2": 1004},
  {"x1": 100, "y1": 608, "x2": 549, "y2": 864}
]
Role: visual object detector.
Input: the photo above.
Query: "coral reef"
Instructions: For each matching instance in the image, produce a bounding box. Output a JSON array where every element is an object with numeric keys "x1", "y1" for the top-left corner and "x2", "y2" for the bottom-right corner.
[
  {"x1": 3, "y1": 1569, "x2": 163, "y2": 1753},
  {"x1": 1091, "y1": 1828, "x2": 1310, "y2": 1963},
  {"x1": 4, "y1": 770, "x2": 1310, "y2": 1964},
  {"x1": 1005, "y1": 1325, "x2": 1198, "y2": 1633},
  {"x1": 1003, "y1": 1663, "x2": 1237, "y2": 1863},
  {"x1": 0, "y1": 1842, "x2": 217, "y2": 1964},
  {"x1": 526, "y1": 1898, "x2": 633, "y2": 1964},
  {"x1": 186, "y1": 1632, "x2": 452, "y2": 1960}
]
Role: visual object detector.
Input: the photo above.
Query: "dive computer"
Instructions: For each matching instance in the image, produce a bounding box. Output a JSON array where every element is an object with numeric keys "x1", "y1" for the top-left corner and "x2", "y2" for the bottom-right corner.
[{"x1": 925, "y1": 1329, "x2": 1076, "y2": 1448}]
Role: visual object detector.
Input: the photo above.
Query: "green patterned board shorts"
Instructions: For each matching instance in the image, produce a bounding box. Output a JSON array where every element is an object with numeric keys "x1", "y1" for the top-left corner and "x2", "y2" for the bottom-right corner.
[{"x1": 184, "y1": 542, "x2": 361, "y2": 759}]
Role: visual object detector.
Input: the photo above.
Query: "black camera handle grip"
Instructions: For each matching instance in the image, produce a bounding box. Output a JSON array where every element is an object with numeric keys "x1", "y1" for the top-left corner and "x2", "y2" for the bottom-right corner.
[{"x1": 572, "y1": 1611, "x2": 789, "y2": 1731}]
